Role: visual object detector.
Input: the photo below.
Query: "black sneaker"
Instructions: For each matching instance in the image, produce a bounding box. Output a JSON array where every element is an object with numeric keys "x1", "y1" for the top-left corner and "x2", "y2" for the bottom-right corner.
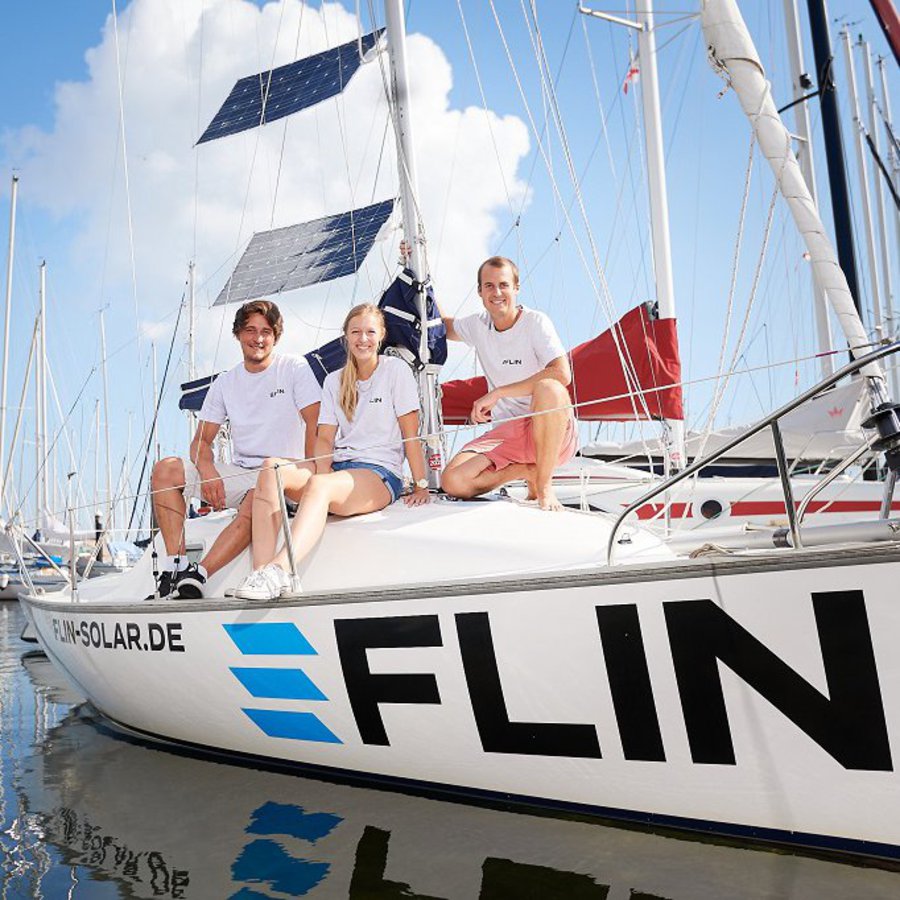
[
  {"x1": 145, "y1": 569, "x2": 177, "y2": 601},
  {"x1": 173, "y1": 563, "x2": 207, "y2": 600}
]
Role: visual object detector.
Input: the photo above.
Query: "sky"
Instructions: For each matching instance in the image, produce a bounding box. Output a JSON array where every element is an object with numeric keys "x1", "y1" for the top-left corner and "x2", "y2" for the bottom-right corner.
[{"x1": 0, "y1": 0, "x2": 898, "y2": 533}]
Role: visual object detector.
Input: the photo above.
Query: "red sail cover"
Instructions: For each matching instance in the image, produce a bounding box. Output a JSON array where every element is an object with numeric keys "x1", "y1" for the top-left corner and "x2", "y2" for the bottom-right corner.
[{"x1": 441, "y1": 304, "x2": 683, "y2": 425}]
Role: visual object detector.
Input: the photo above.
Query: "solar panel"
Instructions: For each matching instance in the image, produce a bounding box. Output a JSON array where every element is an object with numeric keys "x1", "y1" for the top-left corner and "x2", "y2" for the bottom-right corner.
[
  {"x1": 198, "y1": 30, "x2": 383, "y2": 144},
  {"x1": 214, "y1": 198, "x2": 395, "y2": 306}
]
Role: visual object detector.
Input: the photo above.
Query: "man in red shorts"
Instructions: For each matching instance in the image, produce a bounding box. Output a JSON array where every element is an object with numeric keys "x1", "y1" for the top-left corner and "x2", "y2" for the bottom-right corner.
[{"x1": 440, "y1": 256, "x2": 577, "y2": 510}]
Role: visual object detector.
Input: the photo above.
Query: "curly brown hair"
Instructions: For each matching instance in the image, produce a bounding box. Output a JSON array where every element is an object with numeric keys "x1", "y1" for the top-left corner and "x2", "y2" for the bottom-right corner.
[{"x1": 232, "y1": 299, "x2": 284, "y2": 342}]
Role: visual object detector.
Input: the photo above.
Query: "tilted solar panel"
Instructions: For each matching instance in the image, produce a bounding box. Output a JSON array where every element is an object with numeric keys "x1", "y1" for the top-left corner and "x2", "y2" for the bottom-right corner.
[
  {"x1": 198, "y1": 30, "x2": 383, "y2": 144},
  {"x1": 213, "y1": 198, "x2": 395, "y2": 306}
]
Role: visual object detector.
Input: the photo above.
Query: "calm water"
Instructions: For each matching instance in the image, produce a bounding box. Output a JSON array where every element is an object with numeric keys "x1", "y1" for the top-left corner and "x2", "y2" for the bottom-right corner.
[{"x1": 3, "y1": 601, "x2": 900, "y2": 899}]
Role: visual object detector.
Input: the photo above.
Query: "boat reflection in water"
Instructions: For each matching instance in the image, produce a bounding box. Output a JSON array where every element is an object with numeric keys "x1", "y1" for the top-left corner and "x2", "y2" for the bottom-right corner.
[{"x1": 5, "y1": 650, "x2": 898, "y2": 899}]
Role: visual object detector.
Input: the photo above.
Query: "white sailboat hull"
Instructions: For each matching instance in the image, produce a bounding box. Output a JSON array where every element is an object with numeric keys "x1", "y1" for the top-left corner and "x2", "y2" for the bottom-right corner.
[{"x1": 19, "y1": 501, "x2": 900, "y2": 861}]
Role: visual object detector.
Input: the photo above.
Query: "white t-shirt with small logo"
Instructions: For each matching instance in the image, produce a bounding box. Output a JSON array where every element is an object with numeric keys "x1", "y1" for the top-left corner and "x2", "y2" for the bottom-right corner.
[
  {"x1": 199, "y1": 353, "x2": 321, "y2": 467},
  {"x1": 453, "y1": 306, "x2": 566, "y2": 422},
  {"x1": 319, "y1": 356, "x2": 421, "y2": 476}
]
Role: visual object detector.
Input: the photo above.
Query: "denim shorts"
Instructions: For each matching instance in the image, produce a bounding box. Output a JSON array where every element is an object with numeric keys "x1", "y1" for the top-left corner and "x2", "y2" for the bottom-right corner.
[{"x1": 332, "y1": 460, "x2": 403, "y2": 503}]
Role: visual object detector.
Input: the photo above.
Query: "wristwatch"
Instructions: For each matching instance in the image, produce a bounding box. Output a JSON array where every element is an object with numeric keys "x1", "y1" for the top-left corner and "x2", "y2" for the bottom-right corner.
[{"x1": 415, "y1": 478, "x2": 429, "y2": 490}]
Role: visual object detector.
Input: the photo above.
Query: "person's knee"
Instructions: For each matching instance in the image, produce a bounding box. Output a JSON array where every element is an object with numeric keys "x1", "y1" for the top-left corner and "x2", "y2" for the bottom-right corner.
[
  {"x1": 306, "y1": 473, "x2": 331, "y2": 496},
  {"x1": 531, "y1": 378, "x2": 569, "y2": 411},
  {"x1": 151, "y1": 457, "x2": 185, "y2": 492},
  {"x1": 441, "y1": 467, "x2": 475, "y2": 499}
]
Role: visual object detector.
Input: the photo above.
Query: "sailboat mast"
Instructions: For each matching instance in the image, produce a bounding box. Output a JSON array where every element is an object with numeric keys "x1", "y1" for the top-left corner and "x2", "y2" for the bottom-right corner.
[
  {"x1": 863, "y1": 40, "x2": 896, "y2": 335},
  {"x1": 842, "y1": 28, "x2": 884, "y2": 337},
  {"x1": 782, "y1": 0, "x2": 834, "y2": 377},
  {"x1": 37, "y1": 261, "x2": 48, "y2": 530},
  {"x1": 636, "y1": 0, "x2": 685, "y2": 473},
  {"x1": 0, "y1": 174, "x2": 19, "y2": 513},
  {"x1": 805, "y1": 0, "x2": 862, "y2": 314},
  {"x1": 876, "y1": 56, "x2": 900, "y2": 257},
  {"x1": 384, "y1": 0, "x2": 443, "y2": 487},
  {"x1": 99, "y1": 310, "x2": 114, "y2": 536},
  {"x1": 187, "y1": 261, "x2": 196, "y2": 448}
]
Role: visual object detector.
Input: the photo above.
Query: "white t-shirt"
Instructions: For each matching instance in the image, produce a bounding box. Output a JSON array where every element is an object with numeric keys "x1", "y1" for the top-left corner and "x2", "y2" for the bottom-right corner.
[
  {"x1": 319, "y1": 356, "x2": 420, "y2": 476},
  {"x1": 453, "y1": 306, "x2": 566, "y2": 422},
  {"x1": 199, "y1": 353, "x2": 321, "y2": 467}
]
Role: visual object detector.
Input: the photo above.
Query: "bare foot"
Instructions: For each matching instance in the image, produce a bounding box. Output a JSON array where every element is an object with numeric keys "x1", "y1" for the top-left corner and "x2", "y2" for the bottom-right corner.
[{"x1": 537, "y1": 486, "x2": 563, "y2": 511}]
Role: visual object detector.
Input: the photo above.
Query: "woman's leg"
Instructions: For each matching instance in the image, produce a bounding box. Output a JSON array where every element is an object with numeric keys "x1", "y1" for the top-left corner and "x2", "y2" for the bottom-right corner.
[
  {"x1": 250, "y1": 458, "x2": 315, "y2": 569},
  {"x1": 272, "y1": 469, "x2": 390, "y2": 571}
]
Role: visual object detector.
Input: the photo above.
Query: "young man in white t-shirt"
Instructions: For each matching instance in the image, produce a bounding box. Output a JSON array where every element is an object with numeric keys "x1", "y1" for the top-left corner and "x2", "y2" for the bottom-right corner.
[
  {"x1": 440, "y1": 257, "x2": 577, "y2": 510},
  {"x1": 148, "y1": 299, "x2": 321, "y2": 599}
]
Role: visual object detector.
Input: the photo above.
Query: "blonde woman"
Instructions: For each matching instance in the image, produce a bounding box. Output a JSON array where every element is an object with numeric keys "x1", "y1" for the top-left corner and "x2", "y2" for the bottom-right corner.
[{"x1": 234, "y1": 303, "x2": 430, "y2": 599}]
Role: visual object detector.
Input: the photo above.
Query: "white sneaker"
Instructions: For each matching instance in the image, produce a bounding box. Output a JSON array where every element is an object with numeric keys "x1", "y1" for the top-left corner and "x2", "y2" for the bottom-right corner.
[{"x1": 234, "y1": 564, "x2": 290, "y2": 601}]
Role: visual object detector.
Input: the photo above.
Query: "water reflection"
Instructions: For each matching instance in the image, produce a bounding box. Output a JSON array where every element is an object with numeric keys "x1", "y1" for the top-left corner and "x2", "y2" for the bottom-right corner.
[{"x1": 3, "y1": 602, "x2": 900, "y2": 899}]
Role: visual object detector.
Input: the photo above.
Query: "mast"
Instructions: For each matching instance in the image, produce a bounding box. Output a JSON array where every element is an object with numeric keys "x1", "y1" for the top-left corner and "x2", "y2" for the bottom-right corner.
[
  {"x1": 187, "y1": 261, "x2": 195, "y2": 447},
  {"x1": 152, "y1": 342, "x2": 159, "y2": 464},
  {"x1": 99, "y1": 310, "x2": 114, "y2": 536},
  {"x1": 877, "y1": 57, "x2": 900, "y2": 264},
  {"x1": 636, "y1": 0, "x2": 685, "y2": 473},
  {"x1": 37, "y1": 261, "x2": 48, "y2": 530},
  {"x1": 805, "y1": 0, "x2": 862, "y2": 314},
  {"x1": 841, "y1": 28, "x2": 883, "y2": 337},
  {"x1": 384, "y1": 0, "x2": 443, "y2": 488},
  {"x1": 862, "y1": 39, "x2": 895, "y2": 346},
  {"x1": 578, "y1": 2, "x2": 686, "y2": 472},
  {"x1": 0, "y1": 174, "x2": 18, "y2": 513},
  {"x1": 782, "y1": 0, "x2": 834, "y2": 377}
]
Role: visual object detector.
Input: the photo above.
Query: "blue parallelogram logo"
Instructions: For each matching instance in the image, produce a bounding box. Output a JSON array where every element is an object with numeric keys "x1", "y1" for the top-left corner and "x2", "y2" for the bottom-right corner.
[{"x1": 224, "y1": 623, "x2": 342, "y2": 744}]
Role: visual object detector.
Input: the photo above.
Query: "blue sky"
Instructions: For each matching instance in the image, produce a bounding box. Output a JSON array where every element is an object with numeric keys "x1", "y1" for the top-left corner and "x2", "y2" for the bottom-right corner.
[{"x1": 0, "y1": 0, "x2": 898, "y2": 532}]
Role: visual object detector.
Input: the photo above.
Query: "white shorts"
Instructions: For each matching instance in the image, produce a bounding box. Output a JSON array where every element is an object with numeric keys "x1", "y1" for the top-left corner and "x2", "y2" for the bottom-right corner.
[{"x1": 182, "y1": 460, "x2": 260, "y2": 509}]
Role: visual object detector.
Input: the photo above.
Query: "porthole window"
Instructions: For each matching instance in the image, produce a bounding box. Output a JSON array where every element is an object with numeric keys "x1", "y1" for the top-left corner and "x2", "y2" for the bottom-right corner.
[{"x1": 700, "y1": 499, "x2": 724, "y2": 520}]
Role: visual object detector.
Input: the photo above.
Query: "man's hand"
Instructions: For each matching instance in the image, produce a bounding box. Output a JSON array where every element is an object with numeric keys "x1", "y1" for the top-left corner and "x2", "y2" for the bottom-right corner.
[
  {"x1": 198, "y1": 466, "x2": 226, "y2": 510},
  {"x1": 470, "y1": 390, "x2": 500, "y2": 424}
]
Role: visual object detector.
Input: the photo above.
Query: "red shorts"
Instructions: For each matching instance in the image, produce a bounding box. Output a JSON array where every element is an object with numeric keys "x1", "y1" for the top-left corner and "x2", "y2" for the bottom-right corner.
[{"x1": 461, "y1": 414, "x2": 578, "y2": 471}]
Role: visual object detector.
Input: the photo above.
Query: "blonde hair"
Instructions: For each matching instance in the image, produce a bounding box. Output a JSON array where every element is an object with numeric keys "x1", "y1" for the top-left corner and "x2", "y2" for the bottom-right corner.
[{"x1": 339, "y1": 304, "x2": 386, "y2": 420}]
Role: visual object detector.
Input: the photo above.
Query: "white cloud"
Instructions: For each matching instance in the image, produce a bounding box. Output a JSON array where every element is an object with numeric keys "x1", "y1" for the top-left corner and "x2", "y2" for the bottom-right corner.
[{"x1": 2, "y1": 0, "x2": 529, "y2": 383}]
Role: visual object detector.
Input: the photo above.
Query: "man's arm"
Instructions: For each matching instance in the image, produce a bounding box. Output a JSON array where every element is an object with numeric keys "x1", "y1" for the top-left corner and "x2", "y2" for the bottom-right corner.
[
  {"x1": 299, "y1": 402, "x2": 321, "y2": 462},
  {"x1": 470, "y1": 355, "x2": 571, "y2": 424},
  {"x1": 188, "y1": 420, "x2": 226, "y2": 509},
  {"x1": 442, "y1": 312, "x2": 461, "y2": 342},
  {"x1": 314, "y1": 424, "x2": 337, "y2": 474}
]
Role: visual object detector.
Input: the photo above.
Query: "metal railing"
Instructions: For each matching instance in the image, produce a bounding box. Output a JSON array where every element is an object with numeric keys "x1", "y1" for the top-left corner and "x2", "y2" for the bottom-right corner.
[{"x1": 607, "y1": 342, "x2": 900, "y2": 563}]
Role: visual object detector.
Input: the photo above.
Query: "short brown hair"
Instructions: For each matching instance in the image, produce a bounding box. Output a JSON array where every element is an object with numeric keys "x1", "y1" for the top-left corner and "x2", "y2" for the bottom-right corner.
[
  {"x1": 232, "y1": 299, "x2": 283, "y2": 342},
  {"x1": 477, "y1": 256, "x2": 519, "y2": 289}
]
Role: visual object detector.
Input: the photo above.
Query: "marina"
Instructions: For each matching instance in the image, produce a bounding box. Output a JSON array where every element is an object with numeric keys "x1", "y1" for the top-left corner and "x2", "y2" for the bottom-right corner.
[{"x1": 5, "y1": 0, "x2": 900, "y2": 894}]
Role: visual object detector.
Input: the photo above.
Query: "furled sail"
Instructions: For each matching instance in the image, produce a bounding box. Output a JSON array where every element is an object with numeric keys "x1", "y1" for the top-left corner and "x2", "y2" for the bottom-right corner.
[
  {"x1": 213, "y1": 199, "x2": 395, "y2": 305},
  {"x1": 198, "y1": 31, "x2": 383, "y2": 144},
  {"x1": 441, "y1": 303, "x2": 683, "y2": 425}
]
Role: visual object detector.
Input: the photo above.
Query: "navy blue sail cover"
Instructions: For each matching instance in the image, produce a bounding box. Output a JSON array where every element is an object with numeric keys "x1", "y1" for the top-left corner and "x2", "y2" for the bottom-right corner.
[
  {"x1": 380, "y1": 268, "x2": 447, "y2": 367},
  {"x1": 198, "y1": 30, "x2": 383, "y2": 144},
  {"x1": 214, "y1": 199, "x2": 395, "y2": 306},
  {"x1": 303, "y1": 269, "x2": 447, "y2": 385},
  {"x1": 179, "y1": 373, "x2": 220, "y2": 412}
]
